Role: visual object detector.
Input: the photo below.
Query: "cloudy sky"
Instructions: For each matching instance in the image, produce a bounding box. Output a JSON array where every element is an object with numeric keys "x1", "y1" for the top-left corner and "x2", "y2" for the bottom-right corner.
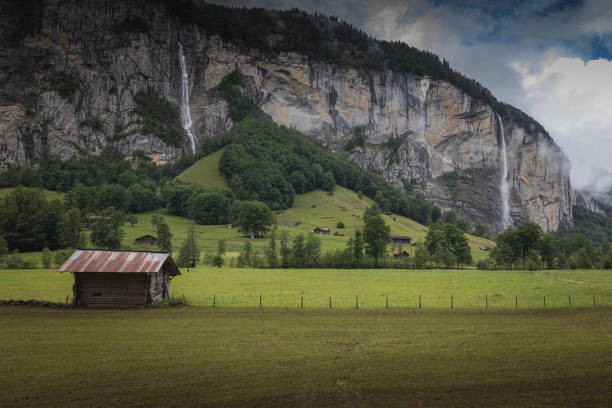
[{"x1": 213, "y1": 0, "x2": 612, "y2": 192}]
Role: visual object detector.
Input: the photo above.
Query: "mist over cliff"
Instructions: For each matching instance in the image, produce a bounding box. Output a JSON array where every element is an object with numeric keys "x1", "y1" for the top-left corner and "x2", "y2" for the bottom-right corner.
[{"x1": 0, "y1": 0, "x2": 579, "y2": 232}]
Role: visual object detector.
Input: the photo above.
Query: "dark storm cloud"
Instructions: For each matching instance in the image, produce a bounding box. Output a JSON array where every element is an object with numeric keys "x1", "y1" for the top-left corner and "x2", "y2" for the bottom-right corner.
[{"x1": 210, "y1": 0, "x2": 612, "y2": 191}]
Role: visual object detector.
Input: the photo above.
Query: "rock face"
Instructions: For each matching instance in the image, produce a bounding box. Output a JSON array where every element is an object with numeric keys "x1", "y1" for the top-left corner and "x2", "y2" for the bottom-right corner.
[
  {"x1": 0, "y1": 0, "x2": 573, "y2": 232},
  {"x1": 0, "y1": 0, "x2": 232, "y2": 166}
]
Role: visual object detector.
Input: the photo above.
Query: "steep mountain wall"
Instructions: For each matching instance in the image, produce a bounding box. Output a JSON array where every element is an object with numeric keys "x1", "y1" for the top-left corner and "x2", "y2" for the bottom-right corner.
[{"x1": 0, "y1": 0, "x2": 573, "y2": 232}]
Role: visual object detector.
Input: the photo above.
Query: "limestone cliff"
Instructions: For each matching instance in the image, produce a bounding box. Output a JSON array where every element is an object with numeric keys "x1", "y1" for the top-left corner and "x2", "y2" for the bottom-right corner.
[{"x1": 0, "y1": 0, "x2": 573, "y2": 232}]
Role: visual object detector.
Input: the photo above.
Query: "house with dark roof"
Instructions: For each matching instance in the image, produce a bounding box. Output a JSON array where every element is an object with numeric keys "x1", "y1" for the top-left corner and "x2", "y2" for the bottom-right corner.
[
  {"x1": 134, "y1": 234, "x2": 158, "y2": 246},
  {"x1": 392, "y1": 249, "x2": 410, "y2": 258},
  {"x1": 389, "y1": 235, "x2": 412, "y2": 246},
  {"x1": 58, "y1": 250, "x2": 180, "y2": 307},
  {"x1": 313, "y1": 227, "x2": 330, "y2": 235}
]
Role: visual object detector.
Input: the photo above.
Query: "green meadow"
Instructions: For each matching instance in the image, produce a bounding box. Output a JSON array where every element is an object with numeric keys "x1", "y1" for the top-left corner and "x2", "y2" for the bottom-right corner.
[
  {"x1": 175, "y1": 148, "x2": 229, "y2": 189},
  {"x1": 1, "y1": 306, "x2": 610, "y2": 407},
  {"x1": 2, "y1": 267, "x2": 610, "y2": 309}
]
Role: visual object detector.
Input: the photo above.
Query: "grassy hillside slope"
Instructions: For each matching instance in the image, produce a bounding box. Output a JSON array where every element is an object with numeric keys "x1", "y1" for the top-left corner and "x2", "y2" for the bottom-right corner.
[
  {"x1": 0, "y1": 187, "x2": 64, "y2": 201},
  {"x1": 166, "y1": 149, "x2": 494, "y2": 259},
  {"x1": 175, "y1": 148, "x2": 228, "y2": 189},
  {"x1": 119, "y1": 186, "x2": 493, "y2": 259}
]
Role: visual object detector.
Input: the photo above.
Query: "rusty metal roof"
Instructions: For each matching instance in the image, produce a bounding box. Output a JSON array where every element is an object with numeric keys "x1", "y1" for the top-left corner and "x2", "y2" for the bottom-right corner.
[{"x1": 58, "y1": 250, "x2": 180, "y2": 275}]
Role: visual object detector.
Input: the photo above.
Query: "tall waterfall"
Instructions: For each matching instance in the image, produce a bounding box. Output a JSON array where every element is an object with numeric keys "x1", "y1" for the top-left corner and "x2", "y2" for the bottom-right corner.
[
  {"x1": 497, "y1": 113, "x2": 512, "y2": 229},
  {"x1": 178, "y1": 42, "x2": 196, "y2": 154}
]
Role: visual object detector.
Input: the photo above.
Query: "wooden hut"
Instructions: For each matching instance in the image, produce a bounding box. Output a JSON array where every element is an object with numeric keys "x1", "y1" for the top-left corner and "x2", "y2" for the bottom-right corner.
[
  {"x1": 134, "y1": 234, "x2": 158, "y2": 246},
  {"x1": 389, "y1": 235, "x2": 412, "y2": 246},
  {"x1": 58, "y1": 250, "x2": 180, "y2": 307}
]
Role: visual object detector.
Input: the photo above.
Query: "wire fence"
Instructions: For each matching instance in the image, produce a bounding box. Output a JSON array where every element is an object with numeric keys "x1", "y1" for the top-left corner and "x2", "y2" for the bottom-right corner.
[{"x1": 174, "y1": 292, "x2": 612, "y2": 309}]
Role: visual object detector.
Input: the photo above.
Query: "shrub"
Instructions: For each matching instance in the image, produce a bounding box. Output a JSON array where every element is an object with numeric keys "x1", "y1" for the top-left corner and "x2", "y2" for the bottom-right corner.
[
  {"x1": 5, "y1": 250, "x2": 37, "y2": 269},
  {"x1": 337, "y1": 222, "x2": 345, "y2": 229},
  {"x1": 54, "y1": 248, "x2": 75, "y2": 267},
  {"x1": 476, "y1": 259, "x2": 489, "y2": 270}
]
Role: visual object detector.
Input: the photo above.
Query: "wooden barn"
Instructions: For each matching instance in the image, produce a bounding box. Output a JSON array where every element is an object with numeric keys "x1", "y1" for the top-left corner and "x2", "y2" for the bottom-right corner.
[
  {"x1": 134, "y1": 234, "x2": 157, "y2": 246},
  {"x1": 389, "y1": 235, "x2": 412, "y2": 246},
  {"x1": 58, "y1": 250, "x2": 180, "y2": 307}
]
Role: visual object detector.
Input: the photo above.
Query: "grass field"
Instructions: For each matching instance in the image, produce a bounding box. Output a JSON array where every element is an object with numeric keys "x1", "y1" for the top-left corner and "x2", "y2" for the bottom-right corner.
[
  {"x1": 1, "y1": 267, "x2": 611, "y2": 406},
  {"x1": 175, "y1": 148, "x2": 229, "y2": 189},
  {"x1": 2, "y1": 267, "x2": 611, "y2": 309},
  {"x1": 1, "y1": 306, "x2": 610, "y2": 407}
]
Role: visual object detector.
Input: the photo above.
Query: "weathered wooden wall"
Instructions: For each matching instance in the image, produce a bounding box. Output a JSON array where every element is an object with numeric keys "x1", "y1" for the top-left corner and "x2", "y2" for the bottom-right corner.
[{"x1": 75, "y1": 273, "x2": 147, "y2": 307}]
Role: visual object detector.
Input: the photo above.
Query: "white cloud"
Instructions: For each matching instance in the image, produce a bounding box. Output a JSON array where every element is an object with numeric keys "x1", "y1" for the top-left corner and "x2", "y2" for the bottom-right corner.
[{"x1": 512, "y1": 57, "x2": 612, "y2": 190}]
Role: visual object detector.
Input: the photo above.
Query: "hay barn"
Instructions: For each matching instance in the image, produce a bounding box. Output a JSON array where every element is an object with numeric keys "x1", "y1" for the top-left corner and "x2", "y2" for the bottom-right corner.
[
  {"x1": 134, "y1": 234, "x2": 158, "y2": 246},
  {"x1": 389, "y1": 235, "x2": 412, "y2": 246},
  {"x1": 58, "y1": 250, "x2": 180, "y2": 307}
]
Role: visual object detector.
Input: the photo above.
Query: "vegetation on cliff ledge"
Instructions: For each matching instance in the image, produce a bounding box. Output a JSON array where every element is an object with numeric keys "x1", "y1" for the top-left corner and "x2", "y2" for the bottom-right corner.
[{"x1": 131, "y1": 91, "x2": 186, "y2": 148}]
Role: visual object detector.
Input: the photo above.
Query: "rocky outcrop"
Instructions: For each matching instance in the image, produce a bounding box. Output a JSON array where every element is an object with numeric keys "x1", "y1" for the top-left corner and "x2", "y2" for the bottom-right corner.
[
  {"x1": 0, "y1": 0, "x2": 573, "y2": 232},
  {"x1": 0, "y1": 0, "x2": 232, "y2": 166},
  {"x1": 202, "y1": 39, "x2": 572, "y2": 232}
]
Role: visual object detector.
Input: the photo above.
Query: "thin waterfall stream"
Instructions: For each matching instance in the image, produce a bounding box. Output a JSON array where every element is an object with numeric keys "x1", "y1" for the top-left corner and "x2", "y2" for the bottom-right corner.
[
  {"x1": 497, "y1": 113, "x2": 511, "y2": 228},
  {"x1": 178, "y1": 42, "x2": 196, "y2": 154}
]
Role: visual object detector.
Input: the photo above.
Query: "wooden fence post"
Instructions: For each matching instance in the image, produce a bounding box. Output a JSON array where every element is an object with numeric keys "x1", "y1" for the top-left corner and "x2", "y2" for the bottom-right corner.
[
  {"x1": 386, "y1": 295, "x2": 389, "y2": 309},
  {"x1": 213, "y1": 294, "x2": 216, "y2": 307},
  {"x1": 515, "y1": 295, "x2": 518, "y2": 309},
  {"x1": 593, "y1": 295, "x2": 596, "y2": 306},
  {"x1": 329, "y1": 296, "x2": 332, "y2": 309},
  {"x1": 65, "y1": 295, "x2": 69, "y2": 304},
  {"x1": 568, "y1": 295, "x2": 571, "y2": 307},
  {"x1": 543, "y1": 295, "x2": 546, "y2": 307},
  {"x1": 356, "y1": 295, "x2": 359, "y2": 309},
  {"x1": 485, "y1": 293, "x2": 488, "y2": 309},
  {"x1": 451, "y1": 294, "x2": 454, "y2": 309},
  {"x1": 259, "y1": 294, "x2": 262, "y2": 308},
  {"x1": 419, "y1": 294, "x2": 422, "y2": 309},
  {"x1": 301, "y1": 296, "x2": 303, "y2": 308}
]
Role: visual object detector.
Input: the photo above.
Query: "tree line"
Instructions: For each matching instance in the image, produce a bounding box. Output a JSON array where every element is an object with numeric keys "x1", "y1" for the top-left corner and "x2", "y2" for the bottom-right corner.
[
  {"x1": 483, "y1": 220, "x2": 612, "y2": 270},
  {"x1": 200, "y1": 208, "x2": 473, "y2": 270}
]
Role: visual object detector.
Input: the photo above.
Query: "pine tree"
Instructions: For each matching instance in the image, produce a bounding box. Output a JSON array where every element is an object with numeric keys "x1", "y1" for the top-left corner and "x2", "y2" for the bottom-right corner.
[
  {"x1": 279, "y1": 230, "x2": 291, "y2": 268},
  {"x1": 265, "y1": 230, "x2": 278, "y2": 268},
  {"x1": 177, "y1": 225, "x2": 199, "y2": 268}
]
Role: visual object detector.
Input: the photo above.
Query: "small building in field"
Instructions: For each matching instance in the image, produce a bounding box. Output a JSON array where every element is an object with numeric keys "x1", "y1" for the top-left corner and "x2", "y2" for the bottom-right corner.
[
  {"x1": 389, "y1": 235, "x2": 412, "y2": 246},
  {"x1": 333, "y1": 232, "x2": 344, "y2": 237},
  {"x1": 134, "y1": 234, "x2": 157, "y2": 246},
  {"x1": 58, "y1": 250, "x2": 180, "y2": 307},
  {"x1": 392, "y1": 249, "x2": 410, "y2": 258},
  {"x1": 314, "y1": 227, "x2": 330, "y2": 235}
]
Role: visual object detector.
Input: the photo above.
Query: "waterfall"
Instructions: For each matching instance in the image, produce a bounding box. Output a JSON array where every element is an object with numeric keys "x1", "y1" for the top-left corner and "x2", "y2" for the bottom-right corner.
[
  {"x1": 178, "y1": 42, "x2": 196, "y2": 154},
  {"x1": 497, "y1": 113, "x2": 512, "y2": 229}
]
